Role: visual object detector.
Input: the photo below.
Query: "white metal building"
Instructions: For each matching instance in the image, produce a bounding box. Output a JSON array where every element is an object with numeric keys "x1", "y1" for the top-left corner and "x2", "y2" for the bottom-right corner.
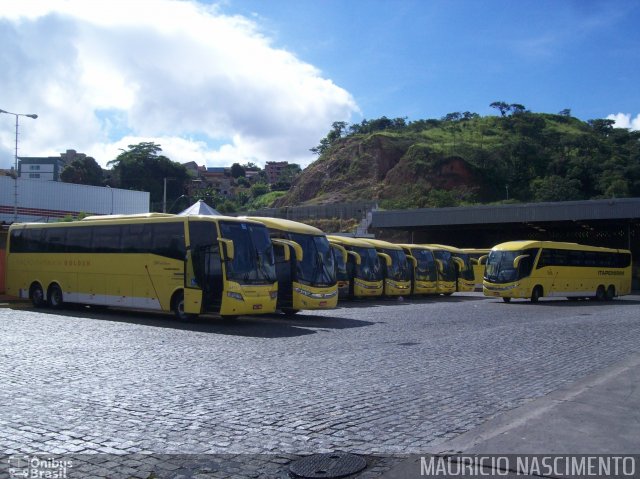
[{"x1": 0, "y1": 176, "x2": 149, "y2": 224}]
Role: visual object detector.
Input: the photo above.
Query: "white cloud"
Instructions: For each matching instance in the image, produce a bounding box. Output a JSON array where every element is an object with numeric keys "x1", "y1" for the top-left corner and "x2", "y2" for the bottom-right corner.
[
  {"x1": 0, "y1": 0, "x2": 358, "y2": 170},
  {"x1": 607, "y1": 112, "x2": 640, "y2": 131}
]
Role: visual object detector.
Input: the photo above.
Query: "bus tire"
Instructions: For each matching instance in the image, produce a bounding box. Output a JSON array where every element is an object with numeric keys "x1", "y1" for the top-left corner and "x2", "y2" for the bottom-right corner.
[
  {"x1": 605, "y1": 285, "x2": 615, "y2": 301},
  {"x1": 47, "y1": 283, "x2": 64, "y2": 309},
  {"x1": 502, "y1": 297, "x2": 511, "y2": 303},
  {"x1": 172, "y1": 291, "x2": 196, "y2": 322},
  {"x1": 282, "y1": 308, "x2": 300, "y2": 316},
  {"x1": 30, "y1": 283, "x2": 46, "y2": 308},
  {"x1": 531, "y1": 286, "x2": 542, "y2": 303},
  {"x1": 595, "y1": 285, "x2": 606, "y2": 301}
]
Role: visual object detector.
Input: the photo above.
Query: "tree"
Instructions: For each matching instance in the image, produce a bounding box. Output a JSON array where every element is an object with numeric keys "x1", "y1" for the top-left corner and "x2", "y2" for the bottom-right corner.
[
  {"x1": 107, "y1": 142, "x2": 190, "y2": 211},
  {"x1": 310, "y1": 121, "x2": 348, "y2": 155},
  {"x1": 490, "y1": 101, "x2": 511, "y2": 117},
  {"x1": 230, "y1": 163, "x2": 246, "y2": 178},
  {"x1": 60, "y1": 156, "x2": 104, "y2": 186}
]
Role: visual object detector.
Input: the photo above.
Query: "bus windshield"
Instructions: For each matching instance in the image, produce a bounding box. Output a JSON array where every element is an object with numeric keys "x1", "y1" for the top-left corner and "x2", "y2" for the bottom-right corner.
[
  {"x1": 455, "y1": 253, "x2": 474, "y2": 280},
  {"x1": 411, "y1": 248, "x2": 437, "y2": 281},
  {"x1": 289, "y1": 233, "x2": 336, "y2": 286},
  {"x1": 382, "y1": 248, "x2": 410, "y2": 281},
  {"x1": 484, "y1": 249, "x2": 537, "y2": 284},
  {"x1": 433, "y1": 250, "x2": 456, "y2": 282},
  {"x1": 219, "y1": 221, "x2": 277, "y2": 284},
  {"x1": 353, "y1": 246, "x2": 382, "y2": 282}
]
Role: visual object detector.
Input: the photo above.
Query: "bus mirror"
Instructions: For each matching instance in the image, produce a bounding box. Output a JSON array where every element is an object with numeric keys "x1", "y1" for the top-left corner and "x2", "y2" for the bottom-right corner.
[
  {"x1": 513, "y1": 254, "x2": 529, "y2": 269},
  {"x1": 407, "y1": 255, "x2": 418, "y2": 267},
  {"x1": 479, "y1": 254, "x2": 488, "y2": 265},
  {"x1": 377, "y1": 252, "x2": 392, "y2": 267},
  {"x1": 452, "y1": 256, "x2": 466, "y2": 271},
  {"x1": 435, "y1": 259, "x2": 444, "y2": 274},
  {"x1": 218, "y1": 238, "x2": 234, "y2": 261},
  {"x1": 272, "y1": 238, "x2": 303, "y2": 262},
  {"x1": 331, "y1": 244, "x2": 347, "y2": 263},
  {"x1": 274, "y1": 243, "x2": 290, "y2": 262},
  {"x1": 347, "y1": 250, "x2": 362, "y2": 265}
]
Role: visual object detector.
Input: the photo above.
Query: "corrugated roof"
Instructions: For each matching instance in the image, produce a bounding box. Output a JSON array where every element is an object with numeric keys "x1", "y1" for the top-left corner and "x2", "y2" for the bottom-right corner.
[{"x1": 372, "y1": 198, "x2": 640, "y2": 228}]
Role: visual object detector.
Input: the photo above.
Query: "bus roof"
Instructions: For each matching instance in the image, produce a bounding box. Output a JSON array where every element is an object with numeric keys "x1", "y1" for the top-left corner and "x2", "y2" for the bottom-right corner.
[
  {"x1": 326, "y1": 235, "x2": 377, "y2": 248},
  {"x1": 358, "y1": 238, "x2": 404, "y2": 251},
  {"x1": 422, "y1": 243, "x2": 464, "y2": 253},
  {"x1": 491, "y1": 240, "x2": 630, "y2": 254},
  {"x1": 11, "y1": 213, "x2": 266, "y2": 229},
  {"x1": 243, "y1": 216, "x2": 325, "y2": 235},
  {"x1": 396, "y1": 243, "x2": 434, "y2": 252}
]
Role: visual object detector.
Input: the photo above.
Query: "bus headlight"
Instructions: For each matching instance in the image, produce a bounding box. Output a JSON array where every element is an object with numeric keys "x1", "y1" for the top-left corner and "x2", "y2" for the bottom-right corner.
[{"x1": 227, "y1": 291, "x2": 244, "y2": 301}]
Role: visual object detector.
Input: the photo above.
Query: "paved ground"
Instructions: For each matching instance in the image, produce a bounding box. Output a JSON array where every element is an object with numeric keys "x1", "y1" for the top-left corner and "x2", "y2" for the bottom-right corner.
[{"x1": 1, "y1": 293, "x2": 639, "y2": 478}]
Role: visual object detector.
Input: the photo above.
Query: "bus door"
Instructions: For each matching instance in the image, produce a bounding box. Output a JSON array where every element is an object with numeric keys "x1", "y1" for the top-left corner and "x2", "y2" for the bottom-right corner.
[
  {"x1": 188, "y1": 221, "x2": 224, "y2": 312},
  {"x1": 272, "y1": 240, "x2": 294, "y2": 308}
]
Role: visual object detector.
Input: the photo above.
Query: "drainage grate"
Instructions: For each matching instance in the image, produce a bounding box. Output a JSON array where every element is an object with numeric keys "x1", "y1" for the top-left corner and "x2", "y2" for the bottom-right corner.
[{"x1": 289, "y1": 452, "x2": 367, "y2": 478}]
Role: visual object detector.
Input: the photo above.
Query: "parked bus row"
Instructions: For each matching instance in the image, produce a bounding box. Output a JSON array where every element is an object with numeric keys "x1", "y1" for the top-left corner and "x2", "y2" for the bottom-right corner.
[{"x1": 3, "y1": 214, "x2": 632, "y2": 320}]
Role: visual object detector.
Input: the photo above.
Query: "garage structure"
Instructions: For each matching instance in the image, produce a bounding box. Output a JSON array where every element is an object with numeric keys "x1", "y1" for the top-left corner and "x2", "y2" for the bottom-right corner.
[{"x1": 371, "y1": 198, "x2": 640, "y2": 288}]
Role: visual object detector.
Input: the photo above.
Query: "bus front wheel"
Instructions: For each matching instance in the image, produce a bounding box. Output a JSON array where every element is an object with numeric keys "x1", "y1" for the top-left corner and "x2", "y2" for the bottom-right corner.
[
  {"x1": 282, "y1": 308, "x2": 300, "y2": 316},
  {"x1": 531, "y1": 286, "x2": 542, "y2": 303},
  {"x1": 595, "y1": 285, "x2": 606, "y2": 302},
  {"x1": 47, "y1": 284, "x2": 64, "y2": 309},
  {"x1": 30, "y1": 283, "x2": 46, "y2": 308},
  {"x1": 502, "y1": 297, "x2": 511, "y2": 303},
  {"x1": 172, "y1": 291, "x2": 196, "y2": 322}
]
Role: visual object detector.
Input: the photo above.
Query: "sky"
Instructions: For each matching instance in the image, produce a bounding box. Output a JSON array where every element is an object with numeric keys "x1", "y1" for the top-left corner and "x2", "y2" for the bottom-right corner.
[{"x1": 1, "y1": 0, "x2": 639, "y2": 172}]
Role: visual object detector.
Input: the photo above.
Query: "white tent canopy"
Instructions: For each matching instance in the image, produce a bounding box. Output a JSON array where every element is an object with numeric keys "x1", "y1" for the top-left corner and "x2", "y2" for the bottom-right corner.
[{"x1": 178, "y1": 199, "x2": 221, "y2": 216}]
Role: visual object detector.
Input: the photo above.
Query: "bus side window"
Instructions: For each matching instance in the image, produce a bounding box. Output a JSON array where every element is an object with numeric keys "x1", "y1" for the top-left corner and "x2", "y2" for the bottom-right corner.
[
  {"x1": 151, "y1": 223, "x2": 185, "y2": 260},
  {"x1": 121, "y1": 224, "x2": 151, "y2": 253},
  {"x1": 66, "y1": 227, "x2": 93, "y2": 253},
  {"x1": 44, "y1": 228, "x2": 67, "y2": 253}
]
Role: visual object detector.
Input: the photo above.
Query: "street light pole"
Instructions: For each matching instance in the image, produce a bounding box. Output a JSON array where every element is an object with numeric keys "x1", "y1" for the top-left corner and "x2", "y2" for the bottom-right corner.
[{"x1": 0, "y1": 108, "x2": 38, "y2": 222}]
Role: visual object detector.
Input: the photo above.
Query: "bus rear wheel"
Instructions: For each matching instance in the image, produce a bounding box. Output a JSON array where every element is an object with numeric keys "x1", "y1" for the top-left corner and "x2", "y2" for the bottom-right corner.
[
  {"x1": 172, "y1": 291, "x2": 196, "y2": 322},
  {"x1": 531, "y1": 286, "x2": 542, "y2": 303},
  {"x1": 502, "y1": 297, "x2": 511, "y2": 303},
  {"x1": 30, "y1": 283, "x2": 46, "y2": 308},
  {"x1": 595, "y1": 285, "x2": 606, "y2": 301},
  {"x1": 605, "y1": 285, "x2": 615, "y2": 301},
  {"x1": 47, "y1": 284, "x2": 64, "y2": 309}
]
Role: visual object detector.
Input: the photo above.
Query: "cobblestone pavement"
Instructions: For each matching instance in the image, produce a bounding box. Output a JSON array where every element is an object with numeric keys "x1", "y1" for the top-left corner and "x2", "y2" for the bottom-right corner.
[{"x1": 1, "y1": 293, "x2": 640, "y2": 478}]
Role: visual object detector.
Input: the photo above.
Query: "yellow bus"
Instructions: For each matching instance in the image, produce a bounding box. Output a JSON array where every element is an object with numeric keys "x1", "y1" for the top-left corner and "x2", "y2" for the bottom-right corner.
[
  {"x1": 5, "y1": 213, "x2": 279, "y2": 320},
  {"x1": 326, "y1": 235, "x2": 383, "y2": 299},
  {"x1": 360, "y1": 238, "x2": 411, "y2": 296},
  {"x1": 483, "y1": 240, "x2": 632, "y2": 303},
  {"x1": 462, "y1": 248, "x2": 490, "y2": 289},
  {"x1": 421, "y1": 244, "x2": 464, "y2": 295},
  {"x1": 397, "y1": 244, "x2": 438, "y2": 295},
  {"x1": 425, "y1": 244, "x2": 475, "y2": 292},
  {"x1": 244, "y1": 217, "x2": 338, "y2": 315}
]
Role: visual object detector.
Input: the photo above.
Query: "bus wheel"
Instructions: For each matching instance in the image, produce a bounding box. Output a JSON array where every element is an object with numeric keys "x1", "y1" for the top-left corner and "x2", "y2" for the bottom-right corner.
[
  {"x1": 595, "y1": 285, "x2": 606, "y2": 301},
  {"x1": 502, "y1": 297, "x2": 511, "y2": 303},
  {"x1": 172, "y1": 291, "x2": 196, "y2": 322},
  {"x1": 282, "y1": 308, "x2": 300, "y2": 316},
  {"x1": 47, "y1": 284, "x2": 64, "y2": 309},
  {"x1": 531, "y1": 286, "x2": 542, "y2": 303},
  {"x1": 605, "y1": 285, "x2": 615, "y2": 301},
  {"x1": 30, "y1": 283, "x2": 46, "y2": 308}
]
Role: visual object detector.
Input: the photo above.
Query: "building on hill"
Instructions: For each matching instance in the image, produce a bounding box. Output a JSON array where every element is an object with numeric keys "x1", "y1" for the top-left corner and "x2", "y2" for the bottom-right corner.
[
  {"x1": 18, "y1": 149, "x2": 91, "y2": 181},
  {"x1": 265, "y1": 161, "x2": 289, "y2": 184}
]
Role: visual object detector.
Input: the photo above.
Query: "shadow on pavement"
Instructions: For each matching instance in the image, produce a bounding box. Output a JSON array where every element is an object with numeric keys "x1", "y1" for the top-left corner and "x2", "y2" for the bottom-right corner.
[{"x1": 9, "y1": 304, "x2": 376, "y2": 339}]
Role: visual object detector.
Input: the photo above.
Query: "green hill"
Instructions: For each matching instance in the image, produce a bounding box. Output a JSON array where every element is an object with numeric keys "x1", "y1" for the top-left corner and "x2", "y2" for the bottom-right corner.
[{"x1": 274, "y1": 111, "x2": 640, "y2": 208}]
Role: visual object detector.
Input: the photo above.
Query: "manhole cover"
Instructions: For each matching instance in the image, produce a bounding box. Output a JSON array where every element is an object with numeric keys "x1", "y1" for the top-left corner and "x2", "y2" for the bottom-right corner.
[{"x1": 289, "y1": 452, "x2": 366, "y2": 478}]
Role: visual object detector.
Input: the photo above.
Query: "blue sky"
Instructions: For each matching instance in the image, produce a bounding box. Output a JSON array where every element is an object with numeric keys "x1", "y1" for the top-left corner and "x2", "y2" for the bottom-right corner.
[
  {"x1": 0, "y1": 0, "x2": 638, "y2": 171},
  {"x1": 226, "y1": 0, "x2": 640, "y2": 121}
]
